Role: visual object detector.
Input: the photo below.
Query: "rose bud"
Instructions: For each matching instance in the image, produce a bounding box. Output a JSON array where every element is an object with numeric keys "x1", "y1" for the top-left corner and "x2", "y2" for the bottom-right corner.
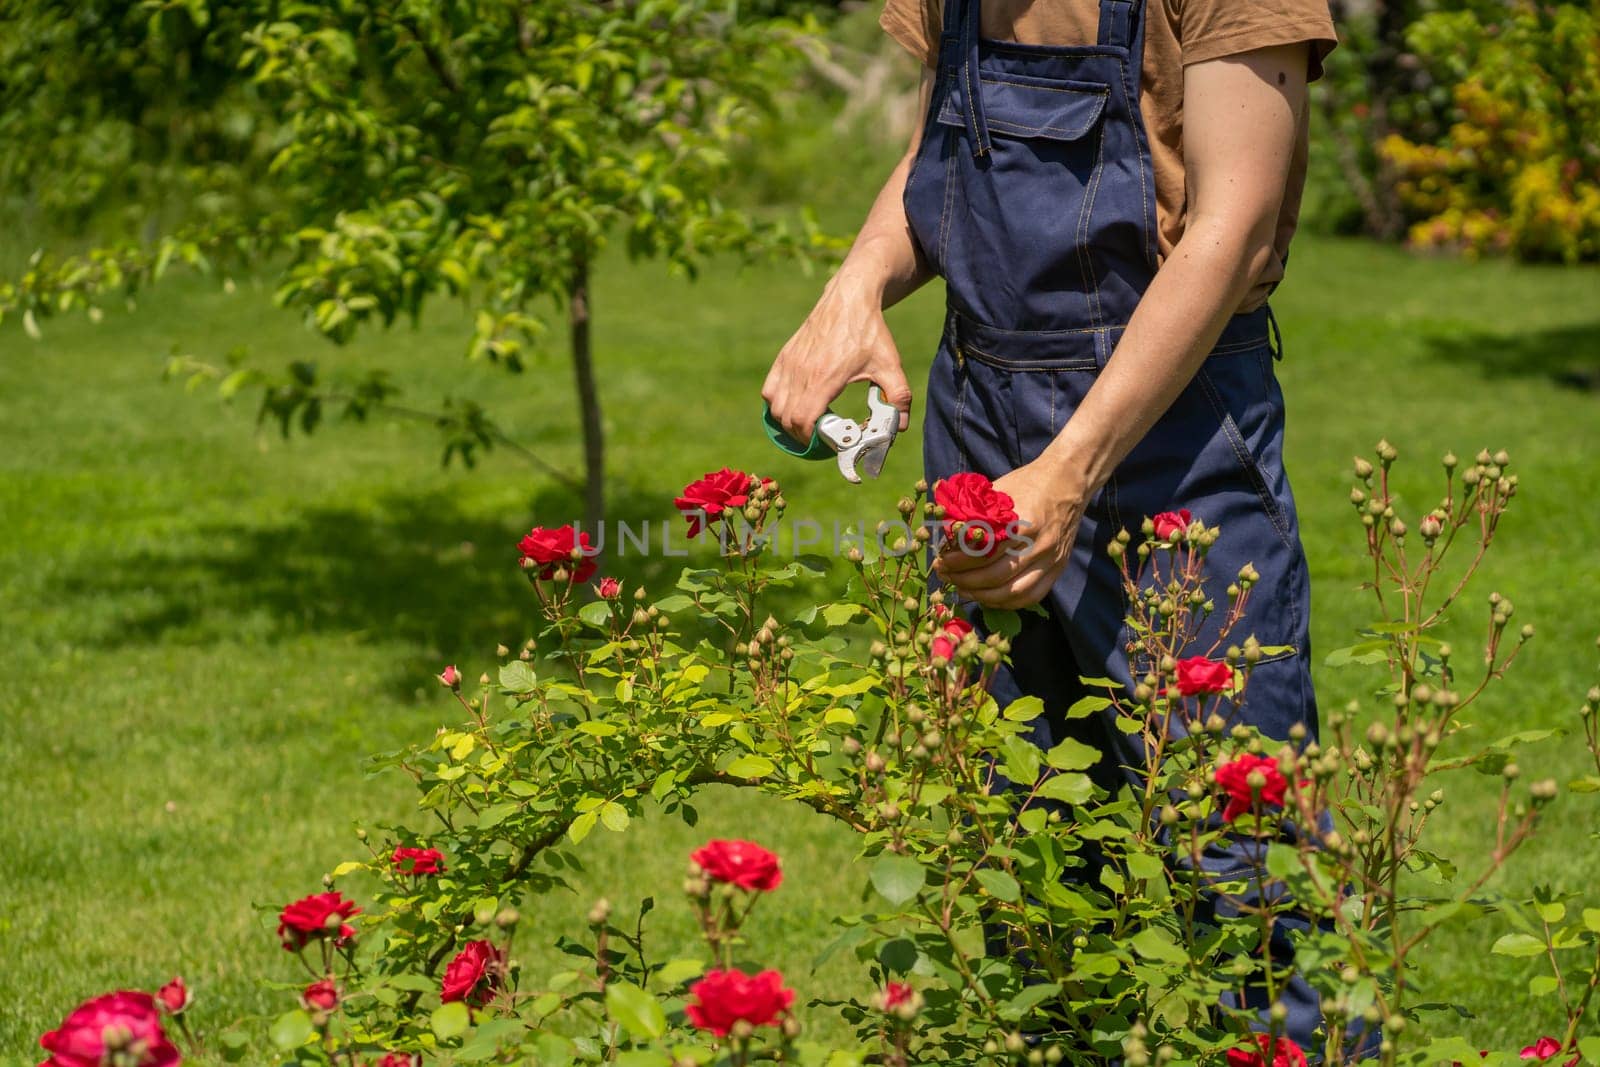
[
  {"x1": 438, "y1": 665, "x2": 461, "y2": 689},
  {"x1": 301, "y1": 979, "x2": 341, "y2": 1013},
  {"x1": 597, "y1": 577, "x2": 621, "y2": 599},
  {"x1": 156, "y1": 977, "x2": 191, "y2": 1015}
]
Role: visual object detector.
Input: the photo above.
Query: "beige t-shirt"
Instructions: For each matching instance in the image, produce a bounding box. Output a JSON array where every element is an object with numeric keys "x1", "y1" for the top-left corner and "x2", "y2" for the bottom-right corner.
[{"x1": 879, "y1": 0, "x2": 1337, "y2": 311}]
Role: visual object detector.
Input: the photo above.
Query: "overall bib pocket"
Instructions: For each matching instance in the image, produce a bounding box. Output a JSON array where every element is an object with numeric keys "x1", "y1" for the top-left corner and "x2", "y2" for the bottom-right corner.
[{"x1": 933, "y1": 73, "x2": 1112, "y2": 327}]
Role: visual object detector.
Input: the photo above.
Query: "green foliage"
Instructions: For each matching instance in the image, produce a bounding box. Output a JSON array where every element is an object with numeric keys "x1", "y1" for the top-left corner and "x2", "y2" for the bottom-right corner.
[
  {"x1": 238, "y1": 457, "x2": 1598, "y2": 1066},
  {"x1": 0, "y1": 0, "x2": 835, "y2": 510},
  {"x1": 0, "y1": 0, "x2": 273, "y2": 233},
  {"x1": 243, "y1": 0, "x2": 821, "y2": 354},
  {"x1": 1381, "y1": 3, "x2": 1600, "y2": 262},
  {"x1": 1309, "y1": 1, "x2": 1600, "y2": 261}
]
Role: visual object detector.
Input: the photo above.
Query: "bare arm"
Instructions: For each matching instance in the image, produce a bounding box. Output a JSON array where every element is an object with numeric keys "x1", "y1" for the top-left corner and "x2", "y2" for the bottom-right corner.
[
  {"x1": 763, "y1": 69, "x2": 936, "y2": 439},
  {"x1": 940, "y1": 44, "x2": 1310, "y2": 607}
]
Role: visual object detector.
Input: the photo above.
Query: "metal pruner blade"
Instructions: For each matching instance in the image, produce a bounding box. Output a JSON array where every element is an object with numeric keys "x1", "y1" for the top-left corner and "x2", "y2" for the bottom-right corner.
[{"x1": 816, "y1": 385, "x2": 899, "y2": 484}]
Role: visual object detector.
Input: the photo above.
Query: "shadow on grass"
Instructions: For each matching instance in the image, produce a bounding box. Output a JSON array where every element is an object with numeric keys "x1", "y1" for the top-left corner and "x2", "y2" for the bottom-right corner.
[
  {"x1": 47, "y1": 480, "x2": 844, "y2": 696},
  {"x1": 1422, "y1": 320, "x2": 1600, "y2": 392}
]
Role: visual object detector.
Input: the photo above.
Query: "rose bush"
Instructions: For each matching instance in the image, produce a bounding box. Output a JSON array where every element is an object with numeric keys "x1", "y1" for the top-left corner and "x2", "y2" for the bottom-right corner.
[{"x1": 32, "y1": 447, "x2": 1600, "y2": 1067}]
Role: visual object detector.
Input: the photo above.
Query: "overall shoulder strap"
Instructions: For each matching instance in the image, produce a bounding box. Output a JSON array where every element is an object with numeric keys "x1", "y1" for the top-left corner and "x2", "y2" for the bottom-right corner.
[
  {"x1": 954, "y1": 0, "x2": 991, "y2": 156},
  {"x1": 1096, "y1": 0, "x2": 1145, "y2": 50}
]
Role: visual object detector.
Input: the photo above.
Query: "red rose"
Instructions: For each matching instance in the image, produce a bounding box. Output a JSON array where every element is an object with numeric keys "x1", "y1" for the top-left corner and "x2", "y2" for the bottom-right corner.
[
  {"x1": 675, "y1": 469, "x2": 756, "y2": 538},
  {"x1": 1215, "y1": 753, "x2": 1290, "y2": 823},
  {"x1": 1521, "y1": 1037, "x2": 1578, "y2": 1065},
  {"x1": 934, "y1": 472, "x2": 1018, "y2": 554},
  {"x1": 597, "y1": 577, "x2": 621, "y2": 599},
  {"x1": 374, "y1": 1056, "x2": 418, "y2": 1067},
  {"x1": 441, "y1": 940, "x2": 504, "y2": 1006},
  {"x1": 301, "y1": 979, "x2": 341, "y2": 1013},
  {"x1": 517, "y1": 525, "x2": 598, "y2": 583},
  {"x1": 391, "y1": 846, "x2": 446, "y2": 876},
  {"x1": 1226, "y1": 1033, "x2": 1308, "y2": 1067},
  {"x1": 690, "y1": 839, "x2": 782, "y2": 892},
  {"x1": 1174, "y1": 656, "x2": 1233, "y2": 696},
  {"x1": 882, "y1": 982, "x2": 915, "y2": 1011},
  {"x1": 931, "y1": 617, "x2": 974, "y2": 663},
  {"x1": 684, "y1": 968, "x2": 795, "y2": 1037},
  {"x1": 277, "y1": 891, "x2": 361, "y2": 952},
  {"x1": 1151, "y1": 509, "x2": 1194, "y2": 542},
  {"x1": 155, "y1": 976, "x2": 190, "y2": 1015},
  {"x1": 438, "y1": 665, "x2": 461, "y2": 689},
  {"x1": 39, "y1": 991, "x2": 181, "y2": 1067}
]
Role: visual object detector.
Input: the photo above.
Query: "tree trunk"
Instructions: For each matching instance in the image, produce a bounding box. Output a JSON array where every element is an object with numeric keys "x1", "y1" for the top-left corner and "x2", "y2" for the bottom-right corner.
[{"x1": 570, "y1": 252, "x2": 605, "y2": 533}]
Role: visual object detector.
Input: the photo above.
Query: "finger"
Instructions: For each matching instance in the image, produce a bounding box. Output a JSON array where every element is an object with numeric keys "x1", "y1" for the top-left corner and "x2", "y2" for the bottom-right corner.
[
  {"x1": 871, "y1": 355, "x2": 915, "y2": 434},
  {"x1": 966, "y1": 568, "x2": 1051, "y2": 611},
  {"x1": 781, "y1": 395, "x2": 829, "y2": 443},
  {"x1": 947, "y1": 552, "x2": 1028, "y2": 592},
  {"x1": 934, "y1": 542, "x2": 1005, "y2": 574}
]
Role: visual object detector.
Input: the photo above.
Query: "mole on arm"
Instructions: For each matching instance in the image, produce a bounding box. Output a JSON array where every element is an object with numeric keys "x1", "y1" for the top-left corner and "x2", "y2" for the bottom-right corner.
[{"x1": 1278, "y1": 71, "x2": 1287, "y2": 85}]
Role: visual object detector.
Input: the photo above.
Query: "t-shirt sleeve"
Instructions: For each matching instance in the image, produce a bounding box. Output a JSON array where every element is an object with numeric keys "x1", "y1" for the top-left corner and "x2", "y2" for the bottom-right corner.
[
  {"x1": 1176, "y1": 0, "x2": 1338, "y2": 81},
  {"x1": 880, "y1": 0, "x2": 942, "y2": 69}
]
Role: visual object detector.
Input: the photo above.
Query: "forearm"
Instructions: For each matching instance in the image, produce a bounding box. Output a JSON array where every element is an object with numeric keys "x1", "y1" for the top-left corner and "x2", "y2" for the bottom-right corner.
[
  {"x1": 1039, "y1": 217, "x2": 1273, "y2": 496},
  {"x1": 827, "y1": 152, "x2": 935, "y2": 309}
]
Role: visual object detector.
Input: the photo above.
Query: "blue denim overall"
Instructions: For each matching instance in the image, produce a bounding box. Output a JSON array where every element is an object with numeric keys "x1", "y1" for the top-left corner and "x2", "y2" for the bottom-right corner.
[{"x1": 905, "y1": 0, "x2": 1330, "y2": 1048}]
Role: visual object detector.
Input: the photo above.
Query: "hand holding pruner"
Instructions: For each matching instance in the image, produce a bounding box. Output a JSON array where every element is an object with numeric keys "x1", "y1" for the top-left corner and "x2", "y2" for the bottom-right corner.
[{"x1": 762, "y1": 385, "x2": 900, "y2": 484}]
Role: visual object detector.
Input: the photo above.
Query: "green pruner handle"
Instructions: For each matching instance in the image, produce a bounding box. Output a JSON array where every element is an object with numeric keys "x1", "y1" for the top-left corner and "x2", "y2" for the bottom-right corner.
[{"x1": 762, "y1": 403, "x2": 836, "y2": 461}]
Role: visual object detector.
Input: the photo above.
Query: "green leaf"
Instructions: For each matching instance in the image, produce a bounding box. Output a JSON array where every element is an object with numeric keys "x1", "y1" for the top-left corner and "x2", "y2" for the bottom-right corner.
[
  {"x1": 1578, "y1": 1037, "x2": 1600, "y2": 1064},
  {"x1": 1324, "y1": 641, "x2": 1389, "y2": 667},
  {"x1": 1000, "y1": 736, "x2": 1041, "y2": 784},
  {"x1": 1130, "y1": 926, "x2": 1187, "y2": 964},
  {"x1": 820, "y1": 602, "x2": 861, "y2": 626},
  {"x1": 1568, "y1": 776, "x2": 1600, "y2": 794},
  {"x1": 983, "y1": 607, "x2": 1023, "y2": 638},
  {"x1": 653, "y1": 957, "x2": 705, "y2": 988},
  {"x1": 1583, "y1": 908, "x2": 1600, "y2": 933},
  {"x1": 615, "y1": 1053, "x2": 673, "y2": 1067},
  {"x1": 269, "y1": 1010, "x2": 314, "y2": 1050},
  {"x1": 600, "y1": 801, "x2": 630, "y2": 832},
  {"x1": 578, "y1": 601, "x2": 612, "y2": 628},
  {"x1": 1535, "y1": 900, "x2": 1566, "y2": 924},
  {"x1": 569, "y1": 810, "x2": 599, "y2": 844},
  {"x1": 1045, "y1": 737, "x2": 1101, "y2": 771},
  {"x1": 217, "y1": 1030, "x2": 249, "y2": 1063},
  {"x1": 974, "y1": 868, "x2": 1021, "y2": 903},
  {"x1": 1036, "y1": 773, "x2": 1094, "y2": 805},
  {"x1": 606, "y1": 982, "x2": 668, "y2": 1041},
  {"x1": 432, "y1": 1001, "x2": 471, "y2": 1040},
  {"x1": 1065, "y1": 695, "x2": 1112, "y2": 719},
  {"x1": 499, "y1": 661, "x2": 538, "y2": 693},
  {"x1": 725, "y1": 754, "x2": 774, "y2": 779},
  {"x1": 1003, "y1": 695, "x2": 1045, "y2": 722},
  {"x1": 999, "y1": 981, "x2": 1061, "y2": 1020},
  {"x1": 654, "y1": 594, "x2": 695, "y2": 613},
  {"x1": 1490, "y1": 932, "x2": 1546, "y2": 958},
  {"x1": 870, "y1": 852, "x2": 925, "y2": 907},
  {"x1": 477, "y1": 802, "x2": 519, "y2": 829}
]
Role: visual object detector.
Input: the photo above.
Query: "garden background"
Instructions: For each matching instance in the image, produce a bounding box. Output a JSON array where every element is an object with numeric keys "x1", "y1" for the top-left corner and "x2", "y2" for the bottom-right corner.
[{"x1": 1, "y1": 0, "x2": 1598, "y2": 1060}]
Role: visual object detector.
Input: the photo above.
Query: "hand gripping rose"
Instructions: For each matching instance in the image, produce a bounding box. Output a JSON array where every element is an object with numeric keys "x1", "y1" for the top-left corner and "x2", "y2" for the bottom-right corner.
[{"x1": 762, "y1": 385, "x2": 899, "y2": 484}]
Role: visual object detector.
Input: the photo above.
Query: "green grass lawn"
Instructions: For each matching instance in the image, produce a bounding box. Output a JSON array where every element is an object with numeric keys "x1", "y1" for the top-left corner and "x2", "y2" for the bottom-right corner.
[{"x1": 2, "y1": 227, "x2": 1598, "y2": 1058}]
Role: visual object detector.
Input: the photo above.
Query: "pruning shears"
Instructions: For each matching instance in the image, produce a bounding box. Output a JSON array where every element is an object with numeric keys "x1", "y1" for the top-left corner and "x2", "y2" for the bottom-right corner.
[{"x1": 762, "y1": 385, "x2": 900, "y2": 484}]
